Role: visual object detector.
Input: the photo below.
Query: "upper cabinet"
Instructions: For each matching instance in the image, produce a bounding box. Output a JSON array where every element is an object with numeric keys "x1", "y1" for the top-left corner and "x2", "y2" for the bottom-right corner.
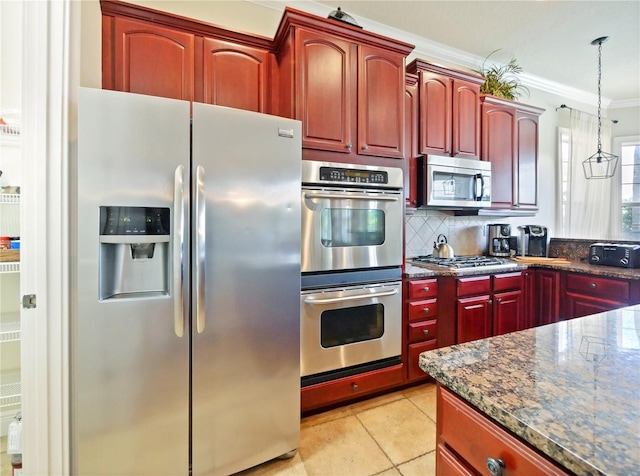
[
  {"x1": 274, "y1": 8, "x2": 414, "y2": 165},
  {"x1": 481, "y1": 95, "x2": 544, "y2": 212},
  {"x1": 101, "y1": 0, "x2": 274, "y2": 113},
  {"x1": 404, "y1": 73, "x2": 420, "y2": 208},
  {"x1": 407, "y1": 60, "x2": 485, "y2": 159}
]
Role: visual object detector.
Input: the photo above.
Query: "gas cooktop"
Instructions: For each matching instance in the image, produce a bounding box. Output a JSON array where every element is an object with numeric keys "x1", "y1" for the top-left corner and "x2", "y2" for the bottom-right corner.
[{"x1": 410, "y1": 255, "x2": 519, "y2": 271}]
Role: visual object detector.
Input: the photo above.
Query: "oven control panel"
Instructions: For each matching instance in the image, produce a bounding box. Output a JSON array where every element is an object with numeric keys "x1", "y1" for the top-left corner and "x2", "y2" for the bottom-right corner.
[{"x1": 319, "y1": 166, "x2": 388, "y2": 184}]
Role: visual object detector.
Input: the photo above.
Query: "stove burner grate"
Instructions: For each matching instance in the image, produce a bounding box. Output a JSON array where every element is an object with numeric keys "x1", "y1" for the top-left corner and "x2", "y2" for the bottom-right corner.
[{"x1": 411, "y1": 255, "x2": 511, "y2": 269}]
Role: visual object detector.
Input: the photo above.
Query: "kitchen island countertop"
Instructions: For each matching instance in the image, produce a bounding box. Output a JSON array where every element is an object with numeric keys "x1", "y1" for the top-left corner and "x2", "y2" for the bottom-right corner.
[{"x1": 419, "y1": 305, "x2": 640, "y2": 475}]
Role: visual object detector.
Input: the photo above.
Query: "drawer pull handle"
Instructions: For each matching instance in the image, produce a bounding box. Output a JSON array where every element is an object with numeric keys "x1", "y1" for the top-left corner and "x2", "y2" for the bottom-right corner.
[
  {"x1": 422, "y1": 329, "x2": 429, "y2": 336},
  {"x1": 423, "y1": 308, "x2": 430, "y2": 314},
  {"x1": 352, "y1": 383, "x2": 359, "y2": 391},
  {"x1": 590, "y1": 283, "x2": 597, "y2": 288},
  {"x1": 422, "y1": 286, "x2": 430, "y2": 292},
  {"x1": 486, "y1": 457, "x2": 505, "y2": 476}
]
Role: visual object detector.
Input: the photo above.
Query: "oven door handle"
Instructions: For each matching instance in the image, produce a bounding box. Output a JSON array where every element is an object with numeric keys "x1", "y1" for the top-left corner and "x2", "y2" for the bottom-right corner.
[
  {"x1": 304, "y1": 288, "x2": 398, "y2": 304},
  {"x1": 304, "y1": 192, "x2": 399, "y2": 202}
]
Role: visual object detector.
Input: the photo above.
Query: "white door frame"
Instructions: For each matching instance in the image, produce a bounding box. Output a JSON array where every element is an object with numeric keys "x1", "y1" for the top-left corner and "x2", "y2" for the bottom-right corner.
[{"x1": 21, "y1": 0, "x2": 77, "y2": 474}]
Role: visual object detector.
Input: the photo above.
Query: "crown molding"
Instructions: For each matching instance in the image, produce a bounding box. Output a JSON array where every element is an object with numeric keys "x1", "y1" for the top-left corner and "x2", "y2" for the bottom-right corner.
[{"x1": 253, "y1": 0, "x2": 635, "y2": 109}]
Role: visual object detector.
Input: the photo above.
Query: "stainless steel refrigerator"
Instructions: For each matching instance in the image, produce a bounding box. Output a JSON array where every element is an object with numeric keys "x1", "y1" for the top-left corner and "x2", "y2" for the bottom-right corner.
[{"x1": 72, "y1": 87, "x2": 301, "y2": 475}]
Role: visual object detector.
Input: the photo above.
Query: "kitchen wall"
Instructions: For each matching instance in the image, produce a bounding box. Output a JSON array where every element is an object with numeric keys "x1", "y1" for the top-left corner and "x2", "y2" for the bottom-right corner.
[{"x1": 79, "y1": 1, "x2": 640, "y2": 255}]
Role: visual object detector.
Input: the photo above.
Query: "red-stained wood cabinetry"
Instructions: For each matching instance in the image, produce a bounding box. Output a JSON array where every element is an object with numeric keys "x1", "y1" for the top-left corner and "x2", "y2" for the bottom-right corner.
[{"x1": 404, "y1": 278, "x2": 439, "y2": 382}]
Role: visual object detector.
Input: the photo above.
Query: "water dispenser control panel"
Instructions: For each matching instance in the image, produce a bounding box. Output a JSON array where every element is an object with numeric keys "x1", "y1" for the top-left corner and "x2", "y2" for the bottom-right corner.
[{"x1": 100, "y1": 206, "x2": 170, "y2": 236}]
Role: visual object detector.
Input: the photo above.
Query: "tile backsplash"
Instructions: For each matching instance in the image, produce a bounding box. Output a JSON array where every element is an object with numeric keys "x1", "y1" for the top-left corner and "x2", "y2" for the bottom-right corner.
[{"x1": 405, "y1": 209, "x2": 511, "y2": 257}]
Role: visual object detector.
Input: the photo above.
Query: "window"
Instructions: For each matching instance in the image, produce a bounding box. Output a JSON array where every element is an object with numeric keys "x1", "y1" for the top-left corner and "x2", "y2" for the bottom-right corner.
[
  {"x1": 558, "y1": 127, "x2": 571, "y2": 237},
  {"x1": 618, "y1": 137, "x2": 640, "y2": 239}
]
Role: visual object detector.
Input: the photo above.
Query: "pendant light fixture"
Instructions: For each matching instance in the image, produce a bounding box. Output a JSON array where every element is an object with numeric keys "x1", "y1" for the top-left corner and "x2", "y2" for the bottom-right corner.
[{"x1": 582, "y1": 36, "x2": 618, "y2": 179}]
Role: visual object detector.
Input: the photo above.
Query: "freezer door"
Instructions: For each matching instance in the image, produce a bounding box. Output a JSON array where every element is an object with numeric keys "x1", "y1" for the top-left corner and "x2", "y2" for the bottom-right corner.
[
  {"x1": 73, "y1": 88, "x2": 190, "y2": 475},
  {"x1": 191, "y1": 104, "x2": 301, "y2": 475}
]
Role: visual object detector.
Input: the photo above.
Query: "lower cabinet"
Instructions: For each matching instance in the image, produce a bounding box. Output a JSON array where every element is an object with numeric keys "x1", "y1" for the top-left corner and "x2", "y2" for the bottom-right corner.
[
  {"x1": 563, "y1": 272, "x2": 638, "y2": 318},
  {"x1": 537, "y1": 269, "x2": 561, "y2": 325},
  {"x1": 456, "y1": 272, "x2": 524, "y2": 344},
  {"x1": 436, "y1": 385, "x2": 572, "y2": 475},
  {"x1": 300, "y1": 364, "x2": 404, "y2": 413},
  {"x1": 405, "y1": 278, "x2": 439, "y2": 382}
]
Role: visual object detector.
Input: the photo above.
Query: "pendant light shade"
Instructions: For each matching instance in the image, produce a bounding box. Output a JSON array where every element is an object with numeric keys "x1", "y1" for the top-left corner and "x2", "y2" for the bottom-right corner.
[{"x1": 582, "y1": 36, "x2": 618, "y2": 179}]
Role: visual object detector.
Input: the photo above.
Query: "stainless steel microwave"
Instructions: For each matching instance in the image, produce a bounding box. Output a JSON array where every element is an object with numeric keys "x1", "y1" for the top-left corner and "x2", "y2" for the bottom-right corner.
[{"x1": 417, "y1": 154, "x2": 491, "y2": 208}]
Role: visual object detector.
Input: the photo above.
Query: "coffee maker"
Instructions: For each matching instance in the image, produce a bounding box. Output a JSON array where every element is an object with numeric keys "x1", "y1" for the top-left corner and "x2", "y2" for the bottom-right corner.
[
  {"x1": 487, "y1": 224, "x2": 512, "y2": 257},
  {"x1": 518, "y1": 225, "x2": 548, "y2": 257}
]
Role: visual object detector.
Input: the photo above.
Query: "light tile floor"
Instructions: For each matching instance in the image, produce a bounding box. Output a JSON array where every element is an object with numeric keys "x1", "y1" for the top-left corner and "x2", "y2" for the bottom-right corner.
[{"x1": 236, "y1": 381, "x2": 438, "y2": 476}]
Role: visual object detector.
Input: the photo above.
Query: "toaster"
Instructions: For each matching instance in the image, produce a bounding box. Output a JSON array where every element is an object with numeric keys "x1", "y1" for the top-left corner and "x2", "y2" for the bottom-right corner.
[{"x1": 589, "y1": 243, "x2": 640, "y2": 268}]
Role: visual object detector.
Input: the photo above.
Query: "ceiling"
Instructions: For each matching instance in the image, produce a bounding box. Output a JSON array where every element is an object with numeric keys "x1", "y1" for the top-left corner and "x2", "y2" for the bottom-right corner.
[{"x1": 316, "y1": 1, "x2": 640, "y2": 105}]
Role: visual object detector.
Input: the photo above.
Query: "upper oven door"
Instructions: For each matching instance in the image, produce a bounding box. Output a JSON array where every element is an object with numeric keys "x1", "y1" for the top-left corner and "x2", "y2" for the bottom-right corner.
[{"x1": 301, "y1": 186, "x2": 403, "y2": 273}]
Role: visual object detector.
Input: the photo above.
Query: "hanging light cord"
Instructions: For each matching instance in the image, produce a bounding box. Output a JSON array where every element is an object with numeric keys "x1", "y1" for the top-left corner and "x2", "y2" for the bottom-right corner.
[{"x1": 596, "y1": 39, "x2": 603, "y2": 158}]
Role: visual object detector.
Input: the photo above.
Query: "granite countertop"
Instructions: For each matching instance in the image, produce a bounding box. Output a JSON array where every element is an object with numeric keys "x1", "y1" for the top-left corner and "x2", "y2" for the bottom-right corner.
[
  {"x1": 419, "y1": 306, "x2": 640, "y2": 476},
  {"x1": 405, "y1": 258, "x2": 640, "y2": 280}
]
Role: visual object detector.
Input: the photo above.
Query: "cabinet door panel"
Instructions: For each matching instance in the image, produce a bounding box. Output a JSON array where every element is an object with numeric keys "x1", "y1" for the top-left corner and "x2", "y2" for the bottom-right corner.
[
  {"x1": 482, "y1": 103, "x2": 516, "y2": 208},
  {"x1": 452, "y1": 81, "x2": 481, "y2": 158},
  {"x1": 457, "y1": 295, "x2": 492, "y2": 343},
  {"x1": 419, "y1": 73, "x2": 452, "y2": 155},
  {"x1": 408, "y1": 340, "x2": 437, "y2": 381},
  {"x1": 405, "y1": 74, "x2": 420, "y2": 207},
  {"x1": 537, "y1": 270, "x2": 560, "y2": 326},
  {"x1": 358, "y1": 45, "x2": 405, "y2": 159},
  {"x1": 565, "y1": 293, "x2": 626, "y2": 319},
  {"x1": 202, "y1": 38, "x2": 269, "y2": 112},
  {"x1": 114, "y1": 17, "x2": 194, "y2": 101},
  {"x1": 516, "y1": 112, "x2": 539, "y2": 208},
  {"x1": 493, "y1": 290, "x2": 522, "y2": 336},
  {"x1": 296, "y1": 29, "x2": 352, "y2": 153}
]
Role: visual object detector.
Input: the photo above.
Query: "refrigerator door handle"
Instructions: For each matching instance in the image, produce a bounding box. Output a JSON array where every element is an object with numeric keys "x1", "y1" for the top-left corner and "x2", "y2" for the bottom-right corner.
[
  {"x1": 195, "y1": 165, "x2": 206, "y2": 333},
  {"x1": 173, "y1": 165, "x2": 185, "y2": 337}
]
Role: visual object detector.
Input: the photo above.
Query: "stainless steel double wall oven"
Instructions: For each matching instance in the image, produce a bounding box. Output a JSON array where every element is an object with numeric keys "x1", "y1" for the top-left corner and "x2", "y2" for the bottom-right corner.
[{"x1": 301, "y1": 161, "x2": 404, "y2": 385}]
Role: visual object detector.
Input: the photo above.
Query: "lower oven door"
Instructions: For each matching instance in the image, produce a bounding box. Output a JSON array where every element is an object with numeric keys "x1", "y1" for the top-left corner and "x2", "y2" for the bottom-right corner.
[
  {"x1": 300, "y1": 281, "x2": 402, "y2": 380},
  {"x1": 301, "y1": 186, "x2": 403, "y2": 273}
]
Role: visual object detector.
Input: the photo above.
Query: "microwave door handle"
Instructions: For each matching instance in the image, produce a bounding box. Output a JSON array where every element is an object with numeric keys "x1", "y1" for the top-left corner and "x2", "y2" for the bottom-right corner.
[
  {"x1": 173, "y1": 165, "x2": 185, "y2": 338},
  {"x1": 304, "y1": 288, "x2": 398, "y2": 304},
  {"x1": 303, "y1": 192, "x2": 398, "y2": 202},
  {"x1": 475, "y1": 173, "x2": 484, "y2": 201}
]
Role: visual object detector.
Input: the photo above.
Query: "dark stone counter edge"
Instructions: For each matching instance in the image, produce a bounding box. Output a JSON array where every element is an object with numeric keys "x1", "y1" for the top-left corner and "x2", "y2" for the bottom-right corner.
[
  {"x1": 405, "y1": 260, "x2": 640, "y2": 281},
  {"x1": 420, "y1": 354, "x2": 605, "y2": 476}
]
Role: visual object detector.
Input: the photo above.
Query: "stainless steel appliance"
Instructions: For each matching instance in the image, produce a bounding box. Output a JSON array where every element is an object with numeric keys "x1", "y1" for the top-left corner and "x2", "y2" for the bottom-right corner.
[
  {"x1": 518, "y1": 225, "x2": 549, "y2": 257},
  {"x1": 300, "y1": 161, "x2": 403, "y2": 385},
  {"x1": 300, "y1": 281, "x2": 402, "y2": 382},
  {"x1": 73, "y1": 88, "x2": 301, "y2": 476},
  {"x1": 416, "y1": 154, "x2": 491, "y2": 208},
  {"x1": 301, "y1": 160, "x2": 403, "y2": 273},
  {"x1": 487, "y1": 224, "x2": 512, "y2": 257},
  {"x1": 410, "y1": 255, "x2": 519, "y2": 273},
  {"x1": 589, "y1": 243, "x2": 640, "y2": 268}
]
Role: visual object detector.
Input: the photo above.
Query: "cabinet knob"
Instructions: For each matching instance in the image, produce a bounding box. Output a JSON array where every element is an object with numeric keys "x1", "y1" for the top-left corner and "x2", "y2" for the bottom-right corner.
[
  {"x1": 422, "y1": 286, "x2": 430, "y2": 292},
  {"x1": 486, "y1": 457, "x2": 505, "y2": 476},
  {"x1": 423, "y1": 307, "x2": 430, "y2": 314},
  {"x1": 497, "y1": 298, "x2": 502, "y2": 303},
  {"x1": 346, "y1": 142, "x2": 352, "y2": 149},
  {"x1": 352, "y1": 383, "x2": 359, "y2": 391},
  {"x1": 361, "y1": 144, "x2": 368, "y2": 150},
  {"x1": 590, "y1": 283, "x2": 597, "y2": 289},
  {"x1": 422, "y1": 329, "x2": 430, "y2": 336}
]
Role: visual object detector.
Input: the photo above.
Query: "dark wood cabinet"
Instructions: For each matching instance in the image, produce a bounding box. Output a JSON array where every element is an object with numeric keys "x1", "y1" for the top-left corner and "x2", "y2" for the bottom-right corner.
[
  {"x1": 107, "y1": 15, "x2": 196, "y2": 101},
  {"x1": 201, "y1": 37, "x2": 270, "y2": 112},
  {"x1": 404, "y1": 278, "x2": 439, "y2": 382},
  {"x1": 480, "y1": 95, "x2": 544, "y2": 212},
  {"x1": 437, "y1": 385, "x2": 572, "y2": 476},
  {"x1": 405, "y1": 73, "x2": 420, "y2": 208},
  {"x1": 456, "y1": 272, "x2": 523, "y2": 344},
  {"x1": 101, "y1": 0, "x2": 274, "y2": 113},
  {"x1": 563, "y1": 272, "x2": 633, "y2": 319},
  {"x1": 522, "y1": 269, "x2": 536, "y2": 329},
  {"x1": 274, "y1": 8, "x2": 413, "y2": 166},
  {"x1": 407, "y1": 60, "x2": 484, "y2": 159},
  {"x1": 537, "y1": 269, "x2": 561, "y2": 325}
]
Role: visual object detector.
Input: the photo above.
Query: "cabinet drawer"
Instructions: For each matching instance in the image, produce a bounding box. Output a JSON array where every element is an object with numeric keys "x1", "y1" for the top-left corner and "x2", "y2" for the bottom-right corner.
[
  {"x1": 436, "y1": 443, "x2": 475, "y2": 476},
  {"x1": 301, "y1": 364, "x2": 404, "y2": 413},
  {"x1": 566, "y1": 273, "x2": 630, "y2": 302},
  {"x1": 408, "y1": 278, "x2": 438, "y2": 299},
  {"x1": 438, "y1": 386, "x2": 571, "y2": 476},
  {"x1": 408, "y1": 340, "x2": 437, "y2": 380},
  {"x1": 457, "y1": 275, "x2": 490, "y2": 297},
  {"x1": 407, "y1": 298, "x2": 438, "y2": 321},
  {"x1": 493, "y1": 271, "x2": 523, "y2": 292},
  {"x1": 408, "y1": 319, "x2": 437, "y2": 343}
]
